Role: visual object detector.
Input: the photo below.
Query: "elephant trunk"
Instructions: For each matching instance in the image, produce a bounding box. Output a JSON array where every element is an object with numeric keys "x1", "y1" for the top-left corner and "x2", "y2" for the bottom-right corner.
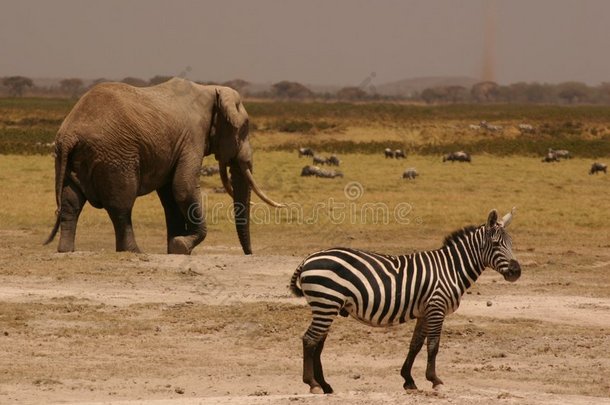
[{"x1": 229, "y1": 161, "x2": 252, "y2": 255}]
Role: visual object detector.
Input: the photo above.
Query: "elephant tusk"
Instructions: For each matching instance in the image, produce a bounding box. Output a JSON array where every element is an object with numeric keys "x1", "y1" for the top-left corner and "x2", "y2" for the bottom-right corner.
[
  {"x1": 238, "y1": 161, "x2": 285, "y2": 208},
  {"x1": 219, "y1": 162, "x2": 234, "y2": 198}
]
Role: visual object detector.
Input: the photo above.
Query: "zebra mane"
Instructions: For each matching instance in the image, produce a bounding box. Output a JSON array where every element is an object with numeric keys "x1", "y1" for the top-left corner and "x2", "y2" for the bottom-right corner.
[{"x1": 442, "y1": 225, "x2": 480, "y2": 247}]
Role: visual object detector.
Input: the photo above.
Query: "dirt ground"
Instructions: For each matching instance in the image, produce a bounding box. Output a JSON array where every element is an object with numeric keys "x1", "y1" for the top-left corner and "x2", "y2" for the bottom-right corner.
[{"x1": 1, "y1": 230, "x2": 609, "y2": 405}]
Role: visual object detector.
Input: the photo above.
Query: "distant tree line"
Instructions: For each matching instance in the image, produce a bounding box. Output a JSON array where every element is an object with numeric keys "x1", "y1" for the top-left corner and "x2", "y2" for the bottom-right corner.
[{"x1": 2, "y1": 74, "x2": 610, "y2": 104}]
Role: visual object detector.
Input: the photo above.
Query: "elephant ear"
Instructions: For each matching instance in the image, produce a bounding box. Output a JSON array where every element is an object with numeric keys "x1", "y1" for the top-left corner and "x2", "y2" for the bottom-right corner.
[
  {"x1": 217, "y1": 87, "x2": 248, "y2": 129},
  {"x1": 213, "y1": 87, "x2": 249, "y2": 164}
]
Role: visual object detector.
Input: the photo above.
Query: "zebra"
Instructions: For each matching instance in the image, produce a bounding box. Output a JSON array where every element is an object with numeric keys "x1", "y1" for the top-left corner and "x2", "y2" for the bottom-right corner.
[
  {"x1": 443, "y1": 151, "x2": 471, "y2": 163},
  {"x1": 480, "y1": 120, "x2": 502, "y2": 132},
  {"x1": 290, "y1": 208, "x2": 520, "y2": 394},
  {"x1": 298, "y1": 147, "x2": 314, "y2": 158},
  {"x1": 589, "y1": 162, "x2": 607, "y2": 175},
  {"x1": 518, "y1": 123, "x2": 534, "y2": 133},
  {"x1": 326, "y1": 154, "x2": 340, "y2": 166},
  {"x1": 552, "y1": 148, "x2": 571, "y2": 160},
  {"x1": 312, "y1": 155, "x2": 327, "y2": 165},
  {"x1": 402, "y1": 167, "x2": 418, "y2": 180},
  {"x1": 542, "y1": 150, "x2": 559, "y2": 163}
]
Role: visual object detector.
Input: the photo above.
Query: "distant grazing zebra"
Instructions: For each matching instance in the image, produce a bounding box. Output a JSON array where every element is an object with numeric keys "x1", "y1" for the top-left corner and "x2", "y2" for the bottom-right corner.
[
  {"x1": 200, "y1": 165, "x2": 220, "y2": 176},
  {"x1": 542, "y1": 151, "x2": 559, "y2": 163},
  {"x1": 384, "y1": 148, "x2": 395, "y2": 158},
  {"x1": 552, "y1": 149, "x2": 571, "y2": 159},
  {"x1": 326, "y1": 154, "x2": 340, "y2": 166},
  {"x1": 301, "y1": 165, "x2": 321, "y2": 177},
  {"x1": 443, "y1": 151, "x2": 471, "y2": 163},
  {"x1": 402, "y1": 167, "x2": 418, "y2": 179},
  {"x1": 394, "y1": 149, "x2": 406, "y2": 159},
  {"x1": 290, "y1": 209, "x2": 520, "y2": 393},
  {"x1": 589, "y1": 162, "x2": 607, "y2": 175},
  {"x1": 299, "y1": 147, "x2": 315, "y2": 158},
  {"x1": 312, "y1": 155, "x2": 327, "y2": 165},
  {"x1": 300, "y1": 165, "x2": 343, "y2": 178},
  {"x1": 317, "y1": 168, "x2": 343, "y2": 178},
  {"x1": 518, "y1": 124, "x2": 534, "y2": 133},
  {"x1": 480, "y1": 120, "x2": 502, "y2": 132}
]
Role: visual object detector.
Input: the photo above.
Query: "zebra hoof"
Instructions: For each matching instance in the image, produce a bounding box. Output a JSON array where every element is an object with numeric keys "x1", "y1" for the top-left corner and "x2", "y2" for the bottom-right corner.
[
  {"x1": 310, "y1": 386, "x2": 324, "y2": 394},
  {"x1": 403, "y1": 382, "x2": 418, "y2": 390},
  {"x1": 321, "y1": 383, "x2": 334, "y2": 394}
]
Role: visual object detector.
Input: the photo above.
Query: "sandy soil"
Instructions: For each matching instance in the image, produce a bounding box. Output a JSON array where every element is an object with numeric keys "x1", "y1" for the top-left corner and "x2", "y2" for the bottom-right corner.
[{"x1": 1, "y1": 231, "x2": 609, "y2": 404}]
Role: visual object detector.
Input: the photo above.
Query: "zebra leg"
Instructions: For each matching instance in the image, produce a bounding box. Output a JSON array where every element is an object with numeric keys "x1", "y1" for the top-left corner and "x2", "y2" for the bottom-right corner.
[
  {"x1": 302, "y1": 313, "x2": 336, "y2": 394},
  {"x1": 401, "y1": 317, "x2": 426, "y2": 390},
  {"x1": 425, "y1": 315, "x2": 445, "y2": 389},
  {"x1": 313, "y1": 336, "x2": 333, "y2": 393}
]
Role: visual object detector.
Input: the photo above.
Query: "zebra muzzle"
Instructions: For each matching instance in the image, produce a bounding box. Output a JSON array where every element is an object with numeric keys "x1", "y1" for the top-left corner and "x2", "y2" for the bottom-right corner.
[{"x1": 503, "y1": 260, "x2": 521, "y2": 282}]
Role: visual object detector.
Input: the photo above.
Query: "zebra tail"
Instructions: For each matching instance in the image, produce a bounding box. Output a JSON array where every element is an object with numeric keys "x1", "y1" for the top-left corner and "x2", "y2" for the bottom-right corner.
[{"x1": 289, "y1": 260, "x2": 305, "y2": 297}]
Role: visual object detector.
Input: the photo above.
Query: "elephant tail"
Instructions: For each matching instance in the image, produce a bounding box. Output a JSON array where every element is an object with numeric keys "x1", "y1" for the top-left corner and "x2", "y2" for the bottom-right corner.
[
  {"x1": 289, "y1": 259, "x2": 306, "y2": 297},
  {"x1": 43, "y1": 136, "x2": 77, "y2": 245}
]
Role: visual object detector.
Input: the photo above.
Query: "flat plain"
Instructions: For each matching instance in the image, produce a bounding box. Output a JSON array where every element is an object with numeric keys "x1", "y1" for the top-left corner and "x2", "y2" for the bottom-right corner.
[{"x1": 0, "y1": 99, "x2": 609, "y2": 404}]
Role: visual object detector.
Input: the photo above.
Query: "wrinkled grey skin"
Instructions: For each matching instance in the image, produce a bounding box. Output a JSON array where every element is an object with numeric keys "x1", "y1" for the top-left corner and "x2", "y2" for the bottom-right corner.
[{"x1": 45, "y1": 78, "x2": 281, "y2": 255}]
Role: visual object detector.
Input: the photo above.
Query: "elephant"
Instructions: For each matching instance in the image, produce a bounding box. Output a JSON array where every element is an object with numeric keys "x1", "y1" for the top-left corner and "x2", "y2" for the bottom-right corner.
[{"x1": 44, "y1": 77, "x2": 282, "y2": 255}]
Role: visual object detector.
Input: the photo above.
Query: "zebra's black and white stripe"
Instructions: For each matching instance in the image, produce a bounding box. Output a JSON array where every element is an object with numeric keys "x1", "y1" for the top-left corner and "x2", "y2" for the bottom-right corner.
[{"x1": 290, "y1": 208, "x2": 521, "y2": 394}]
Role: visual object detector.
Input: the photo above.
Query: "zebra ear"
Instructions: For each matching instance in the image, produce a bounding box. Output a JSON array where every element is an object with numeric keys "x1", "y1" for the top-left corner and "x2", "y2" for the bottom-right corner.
[
  {"x1": 501, "y1": 207, "x2": 516, "y2": 228},
  {"x1": 486, "y1": 209, "x2": 498, "y2": 228}
]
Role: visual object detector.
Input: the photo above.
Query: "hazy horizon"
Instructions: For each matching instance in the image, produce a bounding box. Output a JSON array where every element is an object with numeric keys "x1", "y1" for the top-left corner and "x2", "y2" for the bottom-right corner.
[{"x1": 2, "y1": 0, "x2": 610, "y2": 87}]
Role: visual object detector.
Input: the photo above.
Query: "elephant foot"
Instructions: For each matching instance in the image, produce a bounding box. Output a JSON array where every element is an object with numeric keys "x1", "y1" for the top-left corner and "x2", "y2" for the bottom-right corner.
[
  {"x1": 309, "y1": 386, "x2": 324, "y2": 395},
  {"x1": 168, "y1": 237, "x2": 192, "y2": 255},
  {"x1": 57, "y1": 240, "x2": 75, "y2": 253},
  {"x1": 116, "y1": 245, "x2": 142, "y2": 253}
]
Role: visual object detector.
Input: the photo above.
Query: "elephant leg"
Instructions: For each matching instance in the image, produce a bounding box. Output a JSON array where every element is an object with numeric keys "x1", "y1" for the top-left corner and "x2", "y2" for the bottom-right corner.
[
  {"x1": 157, "y1": 183, "x2": 189, "y2": 253},
  {"x1": 57, "y1": 178, "x2": 87, "y2": 253},
  {"x1": 166, "y1": 159, "x2": 207, "y2": 255},
  {"x1": 93, "y1": 165, "x2": 141, "y2": 253},
  {"x1": 106, "y1": 206, "x2": 140, "y2": 253},
  {"x1": 401, "y1": 317, "x2": 426, "y2": 390}
]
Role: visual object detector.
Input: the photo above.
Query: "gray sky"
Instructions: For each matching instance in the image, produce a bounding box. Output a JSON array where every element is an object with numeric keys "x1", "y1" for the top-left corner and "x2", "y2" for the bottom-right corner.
[{"x1": 1, "y1": 0, "x2": 609, "y2": 86}]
